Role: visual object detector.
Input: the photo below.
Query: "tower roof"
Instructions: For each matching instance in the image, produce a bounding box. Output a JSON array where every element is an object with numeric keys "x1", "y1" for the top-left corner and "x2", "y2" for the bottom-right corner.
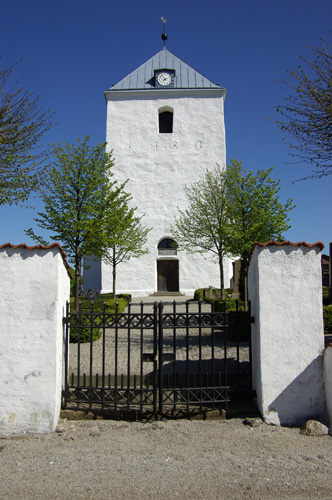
[{"x1": 106, "y1": 48, "x2": 224, "y2": 92}]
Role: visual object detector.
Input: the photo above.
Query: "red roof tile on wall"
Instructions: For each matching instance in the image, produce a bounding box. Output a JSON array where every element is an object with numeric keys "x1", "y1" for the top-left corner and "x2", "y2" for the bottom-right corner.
[
  {"x1": 249, "y1": 240, "x2": 324, "y2": 267},
  {"x1": 0, "y1": 243, "x2": 72, "y2": 279},
  {"x1": 252, "y1": 240, "x2": 324, "y2": 251}
]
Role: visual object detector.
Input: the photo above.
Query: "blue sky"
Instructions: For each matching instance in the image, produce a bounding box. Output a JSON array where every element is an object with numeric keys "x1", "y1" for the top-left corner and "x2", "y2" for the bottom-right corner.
[{"x1": 1, "y1": 0, "x2": 332, "y2": 253}]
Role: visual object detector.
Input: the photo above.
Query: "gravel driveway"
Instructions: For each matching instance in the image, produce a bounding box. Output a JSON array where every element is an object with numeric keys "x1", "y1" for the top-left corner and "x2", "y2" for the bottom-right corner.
[
  {"x1": 1, "y1": 417, "x2": 332, "y2": 500},
  {"x1": 2, "y1": 297, "x2": 332, "y2": 499}
]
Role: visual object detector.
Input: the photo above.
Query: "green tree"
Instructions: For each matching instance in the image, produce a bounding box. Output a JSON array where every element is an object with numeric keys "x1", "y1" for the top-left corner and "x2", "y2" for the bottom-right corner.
[
  {"x1": 25, "y1": 136, "x2": 128, "y2": 310},
  {"x1": 172, "y1": 161, "x2": 294, "y2": 301},
  {"x1": 226, "y1": 160, "x2": 294, "y2": 300},
  {"x1": 102, "y1": 202, "x2": 150, "y2": 297},
  {"x1": 0, "y1": 58, "x2": 54, "y2": 205},
  {"x1": 172, "y1": 166, "x2": 230, "y2": 298},
  {"x1": 275, "y1": 36, "x2": 332, "y2": 179}
]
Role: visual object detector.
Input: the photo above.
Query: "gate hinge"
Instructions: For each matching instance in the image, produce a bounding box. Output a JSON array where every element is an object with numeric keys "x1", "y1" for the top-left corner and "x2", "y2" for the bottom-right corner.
[
  {"x1": 251, "y1": 316, "x2": 255, "y2": 324},
  {"x1": 63, "y1": 317, "x2": 69, "y2": 325}
]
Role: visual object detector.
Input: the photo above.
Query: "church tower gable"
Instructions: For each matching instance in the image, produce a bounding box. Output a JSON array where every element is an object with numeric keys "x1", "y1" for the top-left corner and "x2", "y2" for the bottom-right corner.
[{"x1": 106, "y1": 48, "x2": 225, "y2": 92}]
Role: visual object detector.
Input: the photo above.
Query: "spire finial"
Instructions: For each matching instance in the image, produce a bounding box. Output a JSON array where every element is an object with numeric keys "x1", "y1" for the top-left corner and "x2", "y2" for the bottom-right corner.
[{"x1": 161, "y1": 17, "x2": 168, "y2": 48}]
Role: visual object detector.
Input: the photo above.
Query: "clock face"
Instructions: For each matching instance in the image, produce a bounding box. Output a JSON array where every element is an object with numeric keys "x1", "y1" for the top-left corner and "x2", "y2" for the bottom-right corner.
[{"x1": 157, "y1": 72, "x2": 172, "y2": 86}]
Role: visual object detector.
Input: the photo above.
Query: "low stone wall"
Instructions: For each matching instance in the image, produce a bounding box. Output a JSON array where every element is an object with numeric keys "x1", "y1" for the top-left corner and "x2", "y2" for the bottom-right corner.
[
  {"x1": 0, "y1": 243, "x2": 70, "y2": 435},
  {"x1": 248, "y1": 241, "x2": 326, "y2": 426}
]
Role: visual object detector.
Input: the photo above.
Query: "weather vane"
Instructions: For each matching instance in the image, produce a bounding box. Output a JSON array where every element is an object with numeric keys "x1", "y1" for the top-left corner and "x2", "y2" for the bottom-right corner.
[{"x1": 161, "y1": 17, "x2": 168, "y2": 48}]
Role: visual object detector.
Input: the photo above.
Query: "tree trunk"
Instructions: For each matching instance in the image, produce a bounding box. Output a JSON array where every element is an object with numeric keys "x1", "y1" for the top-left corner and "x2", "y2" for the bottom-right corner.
[
  {"x1": 74, "y1": 265, "x2": 80, "y2": 312},
  {"x1": 219, "y1": 254, "x2": 225, "y2": 300},
  {"x1": 74, "y1": 244, "x2": 81, "y2": 312},
  {"x1": 239, "y1": 254, "x2": 249, "y2": 308},
  {"x1": 112, "y1": 247, "x2": 116, "y2": 299}
]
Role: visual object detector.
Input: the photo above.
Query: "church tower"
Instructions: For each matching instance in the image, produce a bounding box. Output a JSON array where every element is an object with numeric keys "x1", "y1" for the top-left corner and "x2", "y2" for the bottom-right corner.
[{"x1": 85, "y1": 43, "x2": 232, "y2": 297}]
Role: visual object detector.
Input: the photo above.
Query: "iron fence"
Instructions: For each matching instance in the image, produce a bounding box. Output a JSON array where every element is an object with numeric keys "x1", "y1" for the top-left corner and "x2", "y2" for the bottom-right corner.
[{"x1": 62, "y1": 300, "x2": 252, "y2": 418}]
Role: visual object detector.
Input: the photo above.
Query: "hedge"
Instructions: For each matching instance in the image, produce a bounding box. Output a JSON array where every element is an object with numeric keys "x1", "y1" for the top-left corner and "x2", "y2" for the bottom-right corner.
[
  {"x1": 193, "y1": 288, "x2": 234, "y2": 301},
  {"x1": 69, "y1": 296, "x2": 128, "y2": 343},
  {"x1": 324, "y1": 305, "x2": 332, "y2": 334},
  {"x1": 202, "y1": 297, "x2": 245, "y2": 312},
  {"x1": 193, "y1": 288, "x2": 205, "y2": 301},
  {"x1": 69, "y1": 314, "x2": 102, "y2": 343},
  {"x1": 99, "y1": 293, "x2": 132, "y2": 302},
  {"x1": 323, "y1": 287, "x2": 331, "y2": 306}
]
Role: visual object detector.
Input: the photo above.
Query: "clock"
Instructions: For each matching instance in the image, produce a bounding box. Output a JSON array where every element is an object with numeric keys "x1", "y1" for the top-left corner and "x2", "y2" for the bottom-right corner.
[{"x1": 157, "y1": 72, "x2": 172, "y2": 86}]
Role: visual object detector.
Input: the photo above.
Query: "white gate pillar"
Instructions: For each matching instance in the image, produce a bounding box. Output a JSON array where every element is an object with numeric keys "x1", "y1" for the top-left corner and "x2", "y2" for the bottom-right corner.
[
  {"x1": 248, "y1": 241, "x2": 325, "y2": 426},
  {"x1": 0, "y1": 243, "x2": 70, "y2": 435}
]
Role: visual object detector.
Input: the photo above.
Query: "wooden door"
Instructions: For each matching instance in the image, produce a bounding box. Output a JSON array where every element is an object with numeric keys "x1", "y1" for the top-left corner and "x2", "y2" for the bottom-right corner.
[{"x1": 157, "y1": 260, "x2": 179, "y2": 292}]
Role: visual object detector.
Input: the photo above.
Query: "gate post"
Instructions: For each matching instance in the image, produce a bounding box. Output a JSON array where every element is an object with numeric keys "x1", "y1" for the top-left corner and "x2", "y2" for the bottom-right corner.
[
  {"x1": 158, "y1": 302, "x2": 164, "y2": 413},
  {"x1": 248, "y1": 241, "x2": 325, "y2": 426},
  {"x1": 0, "y1": 243, "x2": 71, "y2": 435}
]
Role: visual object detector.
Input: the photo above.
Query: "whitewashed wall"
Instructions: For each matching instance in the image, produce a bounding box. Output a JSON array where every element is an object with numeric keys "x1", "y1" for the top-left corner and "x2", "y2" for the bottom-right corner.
[
  {"x1": 0, "y1": 244, "x2": 70, "y2": 435},
  {"x1": 99, "y1": 90, "x2": 231, "y2": 297},
  {"x1": 324, "y1": 344, "x2": 332, "y2": 430},
  {"x1": 248, "y1": 241, "x2": 325, "y2": 426}
]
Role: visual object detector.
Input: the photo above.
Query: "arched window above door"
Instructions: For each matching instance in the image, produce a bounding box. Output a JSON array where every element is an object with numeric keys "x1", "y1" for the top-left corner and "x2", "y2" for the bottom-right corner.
[
  {"x1": 158, "y1": 107, "x2": 173, "y2": 133},
  {"x1": 158, "y1": 238, "x2": 177, "y2": 255}
]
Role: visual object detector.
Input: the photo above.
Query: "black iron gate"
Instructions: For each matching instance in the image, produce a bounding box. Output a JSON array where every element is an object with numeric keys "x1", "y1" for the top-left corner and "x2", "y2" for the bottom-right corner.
[{"x1": 62, "y1": 300, "x2": 252, "y2": 418}]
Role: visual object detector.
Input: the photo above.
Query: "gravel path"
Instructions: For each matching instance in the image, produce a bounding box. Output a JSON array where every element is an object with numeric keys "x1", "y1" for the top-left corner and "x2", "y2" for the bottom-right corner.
[{"x1": 1, "y1": 418, "x2": 332, "y2": 500}]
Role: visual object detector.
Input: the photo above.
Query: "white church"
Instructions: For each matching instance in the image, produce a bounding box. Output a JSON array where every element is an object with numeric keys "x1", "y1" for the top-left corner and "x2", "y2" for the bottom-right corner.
[{"x1": 84, "y1": 42, "x2": 233, "y2": 297}]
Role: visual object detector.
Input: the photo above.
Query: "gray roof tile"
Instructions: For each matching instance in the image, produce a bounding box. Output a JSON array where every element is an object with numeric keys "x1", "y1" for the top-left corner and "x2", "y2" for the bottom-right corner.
[{"x1": 107, "y1": 48, "x2": 223, "y2": 91}]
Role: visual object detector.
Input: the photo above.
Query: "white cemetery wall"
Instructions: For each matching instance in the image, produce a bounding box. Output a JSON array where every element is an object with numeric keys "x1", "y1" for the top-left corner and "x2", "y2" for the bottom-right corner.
[
  {"x1": 0, "y1": 244, "x2": 70, "y2": 435},
  {"x1": 324, "y1": 344, "x2": 332, "y2": 431},
  {"x1": 248, "y1": 241, "x2": 325, "y2": 426}
]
